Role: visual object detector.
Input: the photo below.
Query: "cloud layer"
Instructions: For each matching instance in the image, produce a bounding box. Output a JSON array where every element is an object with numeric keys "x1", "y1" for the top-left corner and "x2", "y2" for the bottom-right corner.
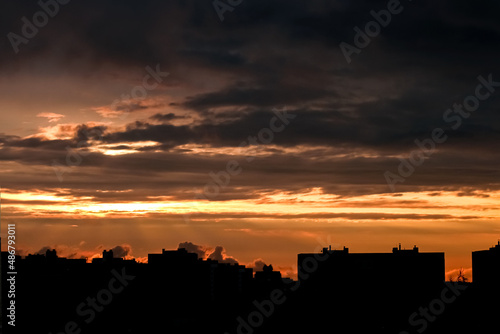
[{"x1": 2, "y1": 0, "x2": 499, "y2": 283}]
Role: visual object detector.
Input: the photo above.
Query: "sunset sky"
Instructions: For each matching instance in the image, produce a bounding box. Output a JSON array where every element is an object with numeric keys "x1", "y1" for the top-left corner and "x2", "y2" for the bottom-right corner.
[{"x1": 1, "y1": 0, "x2": 500, "y2": 280}]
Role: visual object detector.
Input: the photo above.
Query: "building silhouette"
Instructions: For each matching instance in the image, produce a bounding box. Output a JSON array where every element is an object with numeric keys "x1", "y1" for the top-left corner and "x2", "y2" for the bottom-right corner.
[
  {"x1": 472, "y1": 241, "x2": 500, "y2": 288},
  {"x1": 92, "y1": 249, "x2": 137, "y2": 266},
  {"x1": 254, "y1": 264, "x2": 283, "y2": 298},
  {"x1": 289, "y1": 245, "x2": 445, "y2": 333},
  {"x1": 298, "y1": 244, "x2": 444, "y2": 291}
]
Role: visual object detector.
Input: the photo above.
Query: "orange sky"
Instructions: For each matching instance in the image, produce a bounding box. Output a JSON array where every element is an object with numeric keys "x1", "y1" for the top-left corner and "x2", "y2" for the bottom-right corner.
[
  {"x1": 2, "y1": 185, "x2": 499, "y2": 280},
  {"x1": 2, "y1": 1, "x2": 500, "y2": 283}
]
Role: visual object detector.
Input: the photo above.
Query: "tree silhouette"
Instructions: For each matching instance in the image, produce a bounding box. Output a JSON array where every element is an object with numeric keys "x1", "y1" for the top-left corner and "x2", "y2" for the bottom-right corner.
[{"x1": 456, "y1": 268, "x2": 468, "y2": 283}]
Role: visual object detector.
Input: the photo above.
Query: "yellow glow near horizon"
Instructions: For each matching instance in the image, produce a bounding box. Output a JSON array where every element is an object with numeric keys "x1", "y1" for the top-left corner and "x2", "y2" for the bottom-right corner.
[
  {"x1": 2, "y1": 190, "x2": 74, "y2": 202},
  {"x1": 2, "y1": 187, "x2": 498, "y2": 283},
  {"x1": 172, "y1": 144, "x2": 390, "y2": 159},
  {"x1": 2, "y1": 187, "x2": 499, "y2": 221},
  {"x1": 88, "y1": 141, "x2": 160, "y2": 156}
]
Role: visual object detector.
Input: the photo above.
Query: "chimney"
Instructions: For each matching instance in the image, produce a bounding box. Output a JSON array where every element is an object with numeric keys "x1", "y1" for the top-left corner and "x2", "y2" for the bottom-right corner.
[
  {"x1": 399, "y1": 243, "x2": 401, "y2": 251},
  {"x1": 329, "y1": 245, "x2": 331, "y2": 251}
]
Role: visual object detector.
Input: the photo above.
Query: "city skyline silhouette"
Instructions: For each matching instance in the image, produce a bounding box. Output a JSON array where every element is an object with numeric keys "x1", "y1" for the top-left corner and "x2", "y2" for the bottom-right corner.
[
  {"x1": 2, "y1": 239, "x2": 499, "y2": 333},
  {"x1": 2, "y1": 0, "x2": 500, "y2": 333}
]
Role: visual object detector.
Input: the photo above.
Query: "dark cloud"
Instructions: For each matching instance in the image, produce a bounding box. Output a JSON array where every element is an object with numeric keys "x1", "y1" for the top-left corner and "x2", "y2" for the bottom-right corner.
[
  {"x1": 178, "y1": 241, "x2": 207, "y2": 259},
  {"x1": 36, "y1": 246, "x2": 52, "y2": 255},
  {"x1": 111, "y1": 244, "x2": 132, "y2": 258},
  {"x1": 182, "y1": 86, "x2": 332, "y2": 110},
  {"x1": 150, "y1": 113, "x2": 190, "y2": 122},
  {"x1": 250, "y1": 259, "x2": 267, "y2": 272},
  {"x1": 208, "y1": 246, "x2": 238, "y2": 264},
  {"x1": 114, "y1": 102, "x2": 150, "y2": 113},
  {"x1": 0, "y1": 0, "x2": 499, "y2": 202},
  {"x1": 177, "y1": 242, "x2": 239, "y2": 264},
  {"x1": 74, "y1": 125, "x2": 107, "y2": 143}
]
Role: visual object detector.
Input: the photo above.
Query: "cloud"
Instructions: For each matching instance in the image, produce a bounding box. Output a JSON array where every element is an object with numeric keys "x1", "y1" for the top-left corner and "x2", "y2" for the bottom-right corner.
[
  {"x1": 248, "y1": 258, "x2": 267, "y2": 272},
  {"x1": 177, "y1": 242, "x2": 239, "y2": 264},
  {"x1": 208, "y1": 246, "x2": 239, "y2": 264},
  {"x1": 111, "y1": 244, "x2": 132, "y2": 258},
  {"x1": 178, "y1": 241, "x2": 208, "y2": 259},
  {"x1": 31, "y1": 243, "x2": 135, "y2": 261},
  {"x1": 150, "y1": 113, "x2": 190, "y2": 123},
  {"x1": 1, "y1": 0, "x2": 500, "y2": 280},
  {"x1": 92, "y1": 106, "x2": 123, "y2": 119},
  {"x1": 176, "y1": 242, "x2": 241, "y2": 265},
  {"x1": 34, "y1": 244, "x2": 89, "y2": 260},
  {"x1": 93, "y1": 99, "x2": 164, "y2": 118},
  {"x1": 36, "y1": 113, "x2": 65, "y2": 123},
  {"x1": 182, "y1": 86, "x2": 330, "y2": 110},
  {"x1": 0, "y1": 0, "x2": 499, "y2": 201},
  {"x1": 36, "y1": 246, "x2": 53, "y2": 255}
]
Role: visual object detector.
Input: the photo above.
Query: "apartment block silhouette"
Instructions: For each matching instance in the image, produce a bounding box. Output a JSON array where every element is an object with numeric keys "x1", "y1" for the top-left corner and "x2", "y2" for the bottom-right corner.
[{"x1": 472, "y1": 241, "x2": 500, "y2": 288}]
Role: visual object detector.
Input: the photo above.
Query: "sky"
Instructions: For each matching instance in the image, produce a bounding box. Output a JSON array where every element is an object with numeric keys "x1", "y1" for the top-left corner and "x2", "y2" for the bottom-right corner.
[{"x1": 1, "y1": 0, "x2": 500, "y2": 280}]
